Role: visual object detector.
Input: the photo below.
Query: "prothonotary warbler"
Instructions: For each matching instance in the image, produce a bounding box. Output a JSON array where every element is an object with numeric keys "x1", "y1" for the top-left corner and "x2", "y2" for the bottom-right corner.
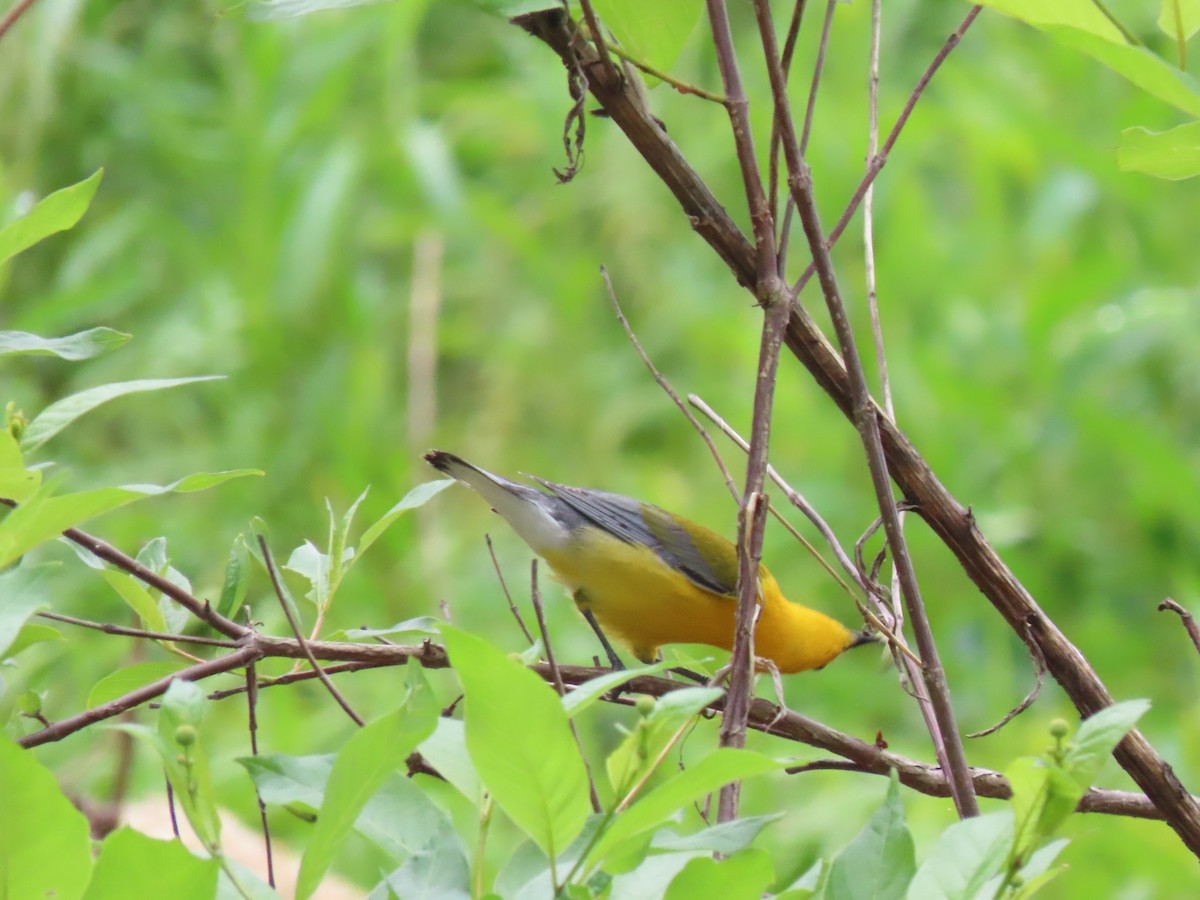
[{"x1": 425, "y1": 450, "x2": 872, "y2": 673}]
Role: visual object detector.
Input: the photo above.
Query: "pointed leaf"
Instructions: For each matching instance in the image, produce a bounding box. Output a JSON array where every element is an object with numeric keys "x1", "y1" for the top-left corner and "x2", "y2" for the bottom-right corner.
[
  {"x1": 441, "y1": 625, "x2": 591, "y2": 858},
  {"x1": 1065, "y1": 699, "x2": 1150, "y2": 788},
  {"x1": 0, "y1": 327, "x2": 131, "y2": 361},
  {"x1": 357, "y1": 479, "x2": 454, "y2": 558},
  {"x1": 20, "y1": 376, "x2": 225, "y2": 454},
  {"x1": 83, "y1": 829, "x2": 219, "y2": 900},
  {"x1": 587, "y1": 748, "x2": 783, "y2": 866},
  {"x1": 0, "y1": 563, "x2": 55, "y2": 659},
  {"x1": 664, "y1": 849, "x2": 774, "y2": 900},
  {"x1": 0, "y1": 737, "x2": 93, "y2": 899},
  {"x1": 0, "y1": 169, "x2": 103, "y2": 266},
  {"x1": 0, "y1": 470, "x2": 261, "y2": 569},
  {"x1": 296, "y1": 659, "x2": 438, "y2": 900},
  {"x1": 827, "y1": 774, "x2": 915, "y2": 900}
]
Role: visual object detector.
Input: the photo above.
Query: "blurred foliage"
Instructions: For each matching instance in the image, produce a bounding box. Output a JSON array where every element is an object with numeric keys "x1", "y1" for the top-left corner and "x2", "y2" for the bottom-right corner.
[{"x1": 2, "y1": 0, "x2": 1200, "y2": 895}]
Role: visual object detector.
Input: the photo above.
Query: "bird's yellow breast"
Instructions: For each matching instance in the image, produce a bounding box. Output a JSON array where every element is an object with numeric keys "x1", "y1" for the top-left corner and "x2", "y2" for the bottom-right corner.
[{"x1": 541, "y1": 527, "x2": 852, "y2": 673}]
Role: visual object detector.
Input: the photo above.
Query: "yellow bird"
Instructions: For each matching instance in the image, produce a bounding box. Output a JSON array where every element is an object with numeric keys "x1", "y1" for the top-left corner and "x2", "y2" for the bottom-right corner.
[{"x1": 425, "y1": 450, "x2": 871, "y2": 673}]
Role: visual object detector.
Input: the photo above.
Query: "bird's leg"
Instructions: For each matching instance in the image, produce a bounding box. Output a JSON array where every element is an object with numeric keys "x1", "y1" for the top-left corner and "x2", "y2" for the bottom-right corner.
[{"x1": 576, "y1": 600, "x2": 625, "y2": 670}]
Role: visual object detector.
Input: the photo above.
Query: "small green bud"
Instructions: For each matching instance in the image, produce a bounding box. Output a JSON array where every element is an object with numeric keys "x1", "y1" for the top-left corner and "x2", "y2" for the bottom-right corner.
[
  {"x1": 635, "y1": 695, "x2": 656, "y2": 717},
  {"x1": 175, "y1": 724, "x2": 198, "y2": 746},
  {"x1": 1049, "y1": 718, "x2": 1070, "y2": 740},
  {"x1": 176, "y1": 753, "x2": 190, "y2": 766},
  {"x1": 17, "y1": 691, "x2": 41, "y2": 716}
]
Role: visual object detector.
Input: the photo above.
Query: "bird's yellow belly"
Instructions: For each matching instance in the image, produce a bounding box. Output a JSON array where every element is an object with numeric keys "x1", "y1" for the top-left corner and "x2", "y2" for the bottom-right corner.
[{"x1": 541, "y1": 529, "x2": 740, "y2": 663}]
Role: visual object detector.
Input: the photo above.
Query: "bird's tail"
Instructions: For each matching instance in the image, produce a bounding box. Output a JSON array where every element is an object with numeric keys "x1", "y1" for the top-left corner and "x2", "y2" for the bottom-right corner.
[{"x1": 424, "y1": 450, "x2": 570, "y2": 552}]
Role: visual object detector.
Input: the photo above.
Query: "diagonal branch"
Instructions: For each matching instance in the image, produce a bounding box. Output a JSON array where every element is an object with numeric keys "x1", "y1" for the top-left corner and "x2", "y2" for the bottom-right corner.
[
  {"x1": 511, "y1": 6, "x2": 1200, "y2": 854},
  {"x1": 751, "y1": 0, "x2": 977, "y2": 818}
]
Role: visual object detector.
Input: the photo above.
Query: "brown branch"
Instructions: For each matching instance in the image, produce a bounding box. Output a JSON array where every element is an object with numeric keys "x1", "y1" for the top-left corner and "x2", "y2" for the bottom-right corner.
[
  {"x1": 514, "y1": 6, "x2": 1200, "y2": 851},
  {"x1": 11, "y1": 624, "x2": 1189, "y2": 823},
  {"x1": 56, "y1": 520, "x2": 247, "y2": 640},
  {"x1": 18, "y1": 644, "x2": 261, "y2": 748},
  {"x1": 257, "y1": 535, "x2": 364, "y2": 727},
  {"x1": 0, "y1": 0, "x2": 39, "y2": 44},
  {"x1": 791, "y1": 6, "x2": 983, "y2": 296},
  {"x1": 486, "y1": 534, "x2": 535, "y2": 644},
  {"x1": 703, "y1": 0, "x2": 790, "y2": 824},
  {"x1": 1159, "y1": 598, "x2": 1200, "y2": 656},
  {"x1": 37, "y1": 611, "x2": 240, "y2": 647},
  {"x1": 753, "y1": 0, "x2": 979, "y2": 818},
  {"x1": 243, "y1": 656, "x2": 276, "y2": 889}
]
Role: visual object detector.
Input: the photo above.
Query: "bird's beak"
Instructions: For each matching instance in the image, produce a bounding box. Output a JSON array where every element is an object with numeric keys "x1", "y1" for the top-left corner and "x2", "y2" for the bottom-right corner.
[{"x1": 849, "y1": 629, "x2": 882, "y2": 649}]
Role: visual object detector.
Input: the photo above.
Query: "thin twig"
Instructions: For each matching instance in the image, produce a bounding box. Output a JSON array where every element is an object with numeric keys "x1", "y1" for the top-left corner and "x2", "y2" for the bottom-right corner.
[
  {"x1": 768, "y1": 0, "x2": 809, "y2": 238},
  {"x1": 791, "y1": 6, "x2": 983, "y2": 297},
  {"x1": 515, "y1": 7, "x2": 1200, "y2": 855},
  {"x1": 705, "y1": 0, "x2": 791, "y2": 825},
  {"x1": 577, "y1": 0, "x2": 617, "y2": 79},
  {"x1": 603, "y1": 266, "x2": 738, "y2": 502},
  {"x1": 600, "y1": 39, "x2": 728, "y2": 104},
  {"x1": 486, "y1": 534, "x2": 535, "y2": 644},
  {"x1": 19, "y1": 645, "x2": 261, "y2": 748},
  {"x1": 243, "y1": 655, "x2": 276, "y2": 888},
  {"x1": 47, "y1": 517, "x2": 247, "y2": 639},
  {"x1": 1159, "y1": 598, "x2": 1200, "y2": 656},
  {"x1": 528, "y1": 561, "x2": 602, "y2": 814},
  {"x1": 688, "y1": 393, "x2": 866, "y2": 595},
  {"x1": 257, "y1": 535, "x2": 364, "y2": 727},
  {"x1": 753, "y1": 0, "x2": 978, "y2": 817},
  {"x1": 37, "y1": 610, "x2": 240, "y2": 647},
  {"x1": 967, "y1": 620, "x2": 1046, "y2": 739},
  {"x1": 799, "y1": 0, "x2": 837, "y2": 156},
  {"x1": 0, "y1": 0, "x2": 39, "y2": 43}
]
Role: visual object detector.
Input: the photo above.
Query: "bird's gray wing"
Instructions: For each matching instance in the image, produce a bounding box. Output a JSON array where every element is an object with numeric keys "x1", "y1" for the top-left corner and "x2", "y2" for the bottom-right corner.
[{"x1": 532, "y1": 478, "x2": 736, "y2": 597}]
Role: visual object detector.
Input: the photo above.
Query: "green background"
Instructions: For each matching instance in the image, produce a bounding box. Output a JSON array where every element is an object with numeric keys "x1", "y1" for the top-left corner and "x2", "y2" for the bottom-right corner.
[{"x1": 3, "y1": 0, "x2": 1199, "y2": 894}]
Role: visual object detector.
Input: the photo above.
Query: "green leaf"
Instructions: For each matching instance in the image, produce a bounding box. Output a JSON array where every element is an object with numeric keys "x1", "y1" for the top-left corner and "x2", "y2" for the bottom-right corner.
[
  {"x1": 3, "y1": 621, "x2": 64, "y2": 658},
  {"x1": 1118, "y1": 122, "x2": 1200, "y2": 180},
  {"x1": 608, "y1": 851, "x2": 706, "y2": 900},
  {"x1": 20, "y1": 375, "x2": 225, "y2": 454},
  {"x1": 296, "y1": 659, "x2": 439, "y2": 900},
  {"x1": 1010, "y1": 840, "x2": 1070, "y2": 898},
  {"x1": 0, "y1": 562, "x2": 55, "y2": 659},
  {"x1": 561, "y1": 660, "x2": 673, "y2": 718},
  {"x1": 357, "y1": 478, "x2": 454, "y2": 559},
  {"x1": 587, "y1": 748, "x2": 783, "y2": 867},
  {"x1": 83, "y1": 829, "x2": 219, "y2": 900},
  {"x1": 328, "y1": 487, "x2": 368, "y2": 592},
  {"x1": 470, "y1": 0, "x2": 560, "y2": 18},
  {"x1": 342, "y1": 616, "x2": 442, "y2": 640},
  {"x1": 0, "y1": 427, "x2": 40, "y2": 502},
  {"x1": 155, "y1": 680, "x2": 221, "y2": 850},
  {"x1": 905, "y1": 811, "x2": 1013, "y2": 900},
  {"x1": 0, "y1": 327, "x2": 131, "y2": 361},
  {"x1": 827, "y1": 773, "x2": 915, "y2": 900},
  {"x1": 441, "y1": 625, "x2": 591, "y2": 858},
  {"x1": 0, "y1": 737, "x2": 94, "y2": 900},
  {"x1": 592, "y1": 0, "x2": 703, "y2": 75},
  {"x1": 1006, "y1": 757, "x2": 1083, "y2": 860},
  {"x1": 284, "y1": 539, "x2": 343, "y2": 608},
  {"x1": 0, "y1": 169, "x2": 103, "y2": 266},
  {"x1": 1064, "y1": 699, "x2": 1151, "y2": 788},
  {"x1": 1158, "y1": 0, "x2": 1200, "y2": 41},
  {"x1": 418, "y1": 717, "x2": 482, "y2": 803},
  {"x1": 240, "y1": 751, "x2": 462, "y2": 864},
  {"x1": 216, "y1": 534, "x2": 250, "y2": 619},
  {"x1": 102, "y1": 570, "x2": 169, "y2": 633},
  {"x1": 978, "y1": 3, "x2": 1200, "y2": 117},
  {"x1": 0, "y1": 469, "x2": 262, "y2": 570},
  {"x1": 606, "y1": 686, "x2": 723, "y2": 795},
  {"x1": 651, "y1": 813, "x2": 783, "y2": 855},
  {"x1": 87, "y1": 662, "x2": 185, "y2": 708},
  {"x1": 664, "y1": 849, "x2": 774, "y2": 900},
  {"x1": 245, "y1": 0, "x2": 396, "y2": 22}
]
